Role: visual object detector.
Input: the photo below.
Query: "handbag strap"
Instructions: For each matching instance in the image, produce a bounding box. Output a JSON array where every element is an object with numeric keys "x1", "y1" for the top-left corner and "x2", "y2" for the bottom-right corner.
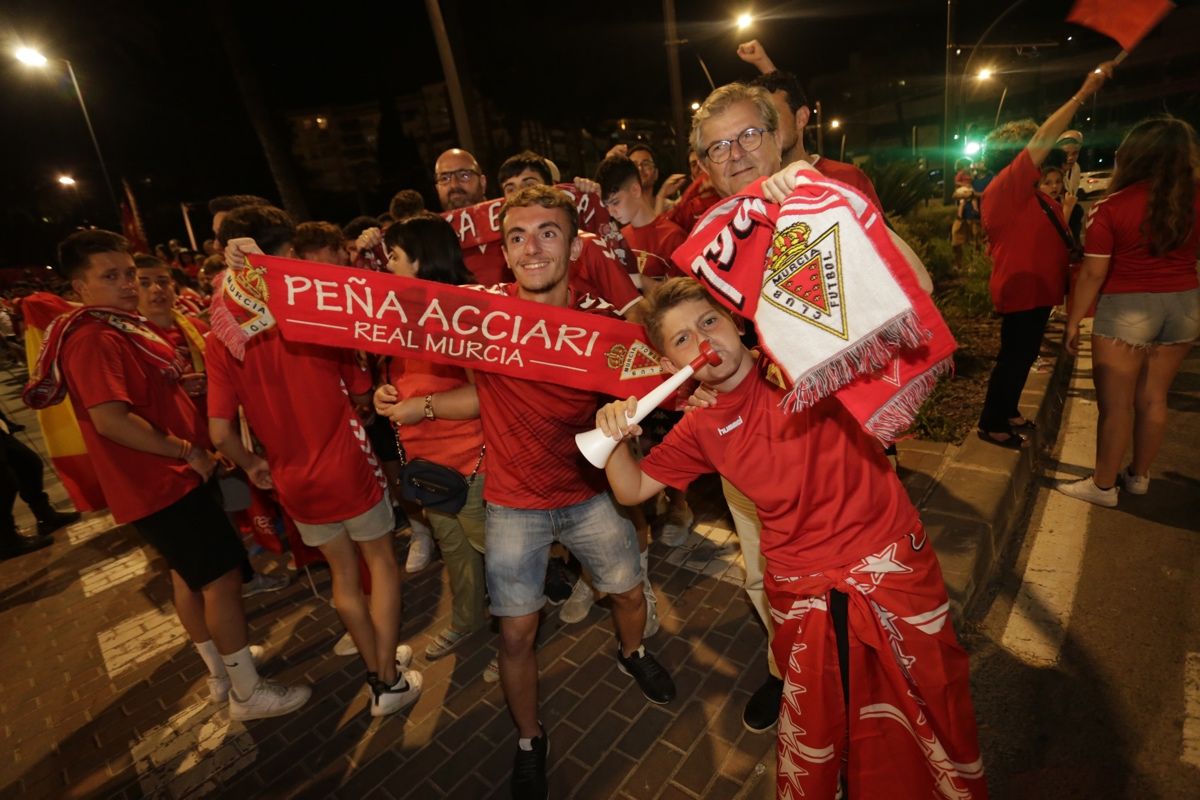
[
  {"x1": 392, "y1": 421, "x2": 485, "y2": 485},
  {"x1": 1034, "y1": 192, "x2": 1076, "y2": 253}
]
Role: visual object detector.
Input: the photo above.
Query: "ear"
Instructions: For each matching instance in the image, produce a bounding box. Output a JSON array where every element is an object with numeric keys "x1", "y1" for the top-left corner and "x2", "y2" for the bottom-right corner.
[
  {"x1": 480, "y1": 174, "x2": 487, "y2": 193},
  {"x1": 796, "y1": 105, "x2": 811, "y2": 132},
  {"x1": 70, "y1": 277, "x2": 86, "y2": 300},
  {"x1": 568, "y1": 233, "x2": 584, "y2": 263},
  {"x1": 659, "y1": 356, "x2": 681, "y2": 375}
]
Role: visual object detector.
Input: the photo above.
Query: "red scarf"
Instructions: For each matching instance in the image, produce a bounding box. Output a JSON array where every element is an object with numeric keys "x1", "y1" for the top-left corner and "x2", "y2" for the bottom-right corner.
[
  {"x1": 23, "y1": 306, "x2": 186, "y2": 409},
  {"x1": 673, "y1": 175, "x2": 955, "y2": 442},
  {"x1": 443, "y1": 185, "x2": 633, "y2": 269},
  {"x1": 768, "y1": 528, "x2": 987, "y2": 799},
  {"x1": 214, "y1": 255, "x2": 670, "y2": 399}
]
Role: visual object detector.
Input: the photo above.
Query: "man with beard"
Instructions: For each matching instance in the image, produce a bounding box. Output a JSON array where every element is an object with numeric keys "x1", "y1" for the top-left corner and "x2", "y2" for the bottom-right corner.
[{"x1": 434, "y1": 148, "x2": 488, "y2": 211}]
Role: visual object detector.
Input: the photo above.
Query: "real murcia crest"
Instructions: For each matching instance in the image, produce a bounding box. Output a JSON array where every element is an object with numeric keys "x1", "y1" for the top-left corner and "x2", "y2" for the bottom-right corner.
[
  {"x1": 763, "y1": 221, "x2": 849, "y2": 340},
  {"x1": 619, "y1": 340, "x2": 663, "y2": 380}
]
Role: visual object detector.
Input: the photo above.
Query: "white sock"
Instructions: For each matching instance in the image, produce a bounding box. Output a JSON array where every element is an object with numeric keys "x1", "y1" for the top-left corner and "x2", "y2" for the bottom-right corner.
[
  {"x1": 222, "y1": 645, "x2": 261, "y2": 700},
  {"x1": 195, "y1": 640, "x2": 226, "y2": 678}
]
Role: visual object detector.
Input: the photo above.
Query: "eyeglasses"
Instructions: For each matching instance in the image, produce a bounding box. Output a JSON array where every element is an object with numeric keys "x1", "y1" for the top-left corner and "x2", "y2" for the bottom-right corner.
[
  {"x1": 435, "y1": 169, "x2": 480, "y2": 185},
  {"x1": 702, "y1": 127, "x2": 772, "y2": 164}
]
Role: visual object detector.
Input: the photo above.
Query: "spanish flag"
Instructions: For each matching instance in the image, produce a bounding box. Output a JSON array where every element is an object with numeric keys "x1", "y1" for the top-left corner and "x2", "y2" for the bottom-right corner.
[{"x1": 21, "y1": 292, "x2": 107, "y2": 512}]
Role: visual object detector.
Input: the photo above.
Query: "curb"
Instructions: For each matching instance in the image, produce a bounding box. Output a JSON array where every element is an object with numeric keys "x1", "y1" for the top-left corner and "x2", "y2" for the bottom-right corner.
[{"x1": 918, "y1": 317, "x2": 1075, "y2": 619}]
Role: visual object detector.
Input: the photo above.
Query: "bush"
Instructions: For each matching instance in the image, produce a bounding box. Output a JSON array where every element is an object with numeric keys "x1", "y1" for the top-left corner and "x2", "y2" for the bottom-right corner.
[{"x1": 861, "y1": 161, "x2": 934, "y2": 216}]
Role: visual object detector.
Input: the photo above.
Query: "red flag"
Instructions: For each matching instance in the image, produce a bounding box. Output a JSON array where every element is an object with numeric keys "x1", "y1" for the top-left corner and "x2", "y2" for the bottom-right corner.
[
  {"x1": 1067, "y1": 0, "x2": 1174, "y2": 52},
  {"x1": 120, "y1": 178, "x2": 151, "y2": 254}
]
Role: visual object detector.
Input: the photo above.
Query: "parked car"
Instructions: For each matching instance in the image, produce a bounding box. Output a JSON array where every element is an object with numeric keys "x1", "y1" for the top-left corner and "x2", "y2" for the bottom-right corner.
[{"x1": 1079, "y1": 169, "x2": 1112, "y2": 199}]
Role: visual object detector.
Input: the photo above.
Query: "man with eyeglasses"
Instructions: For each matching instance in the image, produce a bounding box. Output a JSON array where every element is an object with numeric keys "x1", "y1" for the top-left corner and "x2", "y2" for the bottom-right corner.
[{"x1": 433, "y1": 149, "x2": 488, "y2": 211}]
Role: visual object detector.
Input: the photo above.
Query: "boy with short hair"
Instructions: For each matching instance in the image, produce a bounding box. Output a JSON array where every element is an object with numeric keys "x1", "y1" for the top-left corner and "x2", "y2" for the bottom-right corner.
[{"x1": 595, "y1": 278, "x2": 987, "y2": 800}]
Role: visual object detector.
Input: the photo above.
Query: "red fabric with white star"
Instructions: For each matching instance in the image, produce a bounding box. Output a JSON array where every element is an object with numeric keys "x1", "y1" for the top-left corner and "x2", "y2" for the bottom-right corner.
[{"x1": 767, "y1": 529, "x2": 988, "y2": 800}]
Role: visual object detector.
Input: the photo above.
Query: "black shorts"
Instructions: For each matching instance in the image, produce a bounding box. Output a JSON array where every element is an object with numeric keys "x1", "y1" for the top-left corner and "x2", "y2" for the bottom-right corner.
[
  {"x1": 367, "y1": 414, "x2": 400, "y2": 462},
  {"x1": 132, "y1": 481, "x2": 246, "y2": 591}
]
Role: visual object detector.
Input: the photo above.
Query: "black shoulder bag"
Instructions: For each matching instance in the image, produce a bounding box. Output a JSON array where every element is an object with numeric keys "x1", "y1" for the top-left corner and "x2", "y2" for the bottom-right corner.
[
  {"x1": 1034, "y1": 193, "x2": 1084, "y2": 263},
  {"x1": 393, "y1": 426, "x2": 484, "y2": 515}
]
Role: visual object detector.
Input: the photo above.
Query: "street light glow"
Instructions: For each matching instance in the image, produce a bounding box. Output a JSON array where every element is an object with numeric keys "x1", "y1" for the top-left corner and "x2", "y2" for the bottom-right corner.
[
  {"x1": 977, "y1": 68, "x2": 993, "y2": 80},
  {"x1": 15, "y1": 46, "x2": 48, "y2": 67},
  {"x1": 736, "y1": 12, "x2": 753, "y2": 30},
  {"x1": 964, "y1": 141, "x2": 981, "y2": 157},
  {"x1": 57, "y1": 175, "x2": 76, "y2": 186},
  {"x1": 829, "y1": 119, "x2": 841, "y2": 129},
  {"x1": 690, "y1": 101, "x2": 700, "y2": 111}
]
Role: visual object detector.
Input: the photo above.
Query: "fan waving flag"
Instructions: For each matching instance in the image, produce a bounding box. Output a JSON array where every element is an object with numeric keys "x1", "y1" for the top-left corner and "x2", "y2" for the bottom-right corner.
[{"x1": 1067, "y1": 0, "x2": 1174, "y2": 52}]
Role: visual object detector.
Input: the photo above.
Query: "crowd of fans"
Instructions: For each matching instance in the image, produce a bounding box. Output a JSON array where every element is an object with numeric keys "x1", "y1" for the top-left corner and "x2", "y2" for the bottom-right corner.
[{"x1": 4, "y1": 35, "x2": 1197, "y2": 800}]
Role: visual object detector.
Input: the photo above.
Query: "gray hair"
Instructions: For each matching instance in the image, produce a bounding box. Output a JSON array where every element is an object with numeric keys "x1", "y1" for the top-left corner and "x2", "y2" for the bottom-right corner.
[{"x1": 690, "y1": 83, "x2": 779, "y2": 159}]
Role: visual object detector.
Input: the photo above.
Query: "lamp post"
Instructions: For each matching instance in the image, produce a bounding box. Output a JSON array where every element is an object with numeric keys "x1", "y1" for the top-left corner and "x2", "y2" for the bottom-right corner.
[
  {"x1": 16, "y1": 47, "x2": 120, "y2": 220},
  {"x1": 976, "y1": 68, "x2": 1008, "y2": 127}
]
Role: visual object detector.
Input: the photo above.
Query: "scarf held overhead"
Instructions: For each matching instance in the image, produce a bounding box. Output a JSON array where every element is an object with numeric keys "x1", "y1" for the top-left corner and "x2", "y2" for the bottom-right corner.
[
  {"x1": 673, "y1": 174, "x2": 956, "y2": 442},
  {"x1": 218, "y1": 255, "x2": 669, "y2": 398}
]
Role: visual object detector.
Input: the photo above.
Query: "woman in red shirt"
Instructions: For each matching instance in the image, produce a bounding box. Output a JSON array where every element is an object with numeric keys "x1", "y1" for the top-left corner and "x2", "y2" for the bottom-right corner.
[
  {"x1": 976, "y1": 62, "x2": 1113, "y2": 447},
  {"x1": 1057, "y1": 116, "x2": 1200, "y2": 506},
  {"x1": 372, "y1": 213, "x2": 491, "y2": 660}
]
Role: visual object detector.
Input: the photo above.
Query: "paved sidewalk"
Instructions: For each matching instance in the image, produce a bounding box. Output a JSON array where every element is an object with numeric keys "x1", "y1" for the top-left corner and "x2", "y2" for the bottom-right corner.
[{"x1": 0, "y1": 352, "x2": 1005, "y2": 800}]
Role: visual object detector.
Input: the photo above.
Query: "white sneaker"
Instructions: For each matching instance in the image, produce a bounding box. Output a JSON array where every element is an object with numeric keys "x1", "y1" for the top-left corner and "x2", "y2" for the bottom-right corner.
[
  {"x1": 242, "y1": 571, "x2": 290, "y2": 598},
  {"x1": 370, "y1": 668, "x2": 423, "y2": 717},
  {"x1": 207, "y1": 645, "x2": 265, "y2": 704},
  {"x1": 558, "y1": 579, "x2": 595, "y2": 624},
  {"x1": 643, "y1": 583, "x2": 660, "y2": 638},
  {"x1": 332, "y1": 633, "x2": 415, "y2": 668},
  {"x1": 659, "y1": 506, "x2": 694, "y2": 547},
  {"x1": 1120, "y1": 467, "x2": 1149, "y2": 496},
  {"x1": 405, "y1": 521, "x2": 435, "y2": 573},
  {"x1": 228, "y1": 679, "x2": 312, "y2": 721},
  {"x1": 1055, "y1": 476, "x2": 1118, "y2": 508}
]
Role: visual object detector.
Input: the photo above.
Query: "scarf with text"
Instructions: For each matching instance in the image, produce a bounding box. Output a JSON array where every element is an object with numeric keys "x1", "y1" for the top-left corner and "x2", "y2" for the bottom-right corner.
[
  {"x1": 172, "y1": 309, "x2": 207, "y2": 373},
  {"x1": 673, "y1": 174, "x2": 955, "y2": 442},
  {"x1": 23, "y1": 306, "x2": 186, "y2": 410},
  {"x1": 443, "y1": 185, "x2": 633, "y2": 269},
  {"x1": 210, "y1": 255, "x2": 669, "y2": 398}
]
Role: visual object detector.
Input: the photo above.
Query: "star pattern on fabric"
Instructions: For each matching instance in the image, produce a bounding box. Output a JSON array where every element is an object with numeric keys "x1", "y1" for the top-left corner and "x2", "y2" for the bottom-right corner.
[{"x1": 849, "y1": 542, "x2": 914, "y2": 586}]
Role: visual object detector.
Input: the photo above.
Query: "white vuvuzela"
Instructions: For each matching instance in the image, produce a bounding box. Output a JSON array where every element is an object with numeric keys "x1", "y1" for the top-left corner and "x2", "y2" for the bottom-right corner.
[{"x1": 576, "y1": 341, "x2": 721, "y2": 468}]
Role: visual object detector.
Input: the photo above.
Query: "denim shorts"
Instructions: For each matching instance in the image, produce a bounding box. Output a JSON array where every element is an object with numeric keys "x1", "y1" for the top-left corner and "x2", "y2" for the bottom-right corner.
[
  {"x1": 485, "y1": 492, "x2": 641, "y2": 617},
  {"x1": 1093, "y1": 288, "x2": 1200, "y2": 346},
  {"x1": 293, "y1": 495, "x2": 394, "y2": 548}
]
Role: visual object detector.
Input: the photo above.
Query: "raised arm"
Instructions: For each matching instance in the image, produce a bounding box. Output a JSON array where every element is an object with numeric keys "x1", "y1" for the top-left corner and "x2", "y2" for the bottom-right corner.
[{"x1": 1026, "y1": 62, "x2": 1114, "y2": 168}]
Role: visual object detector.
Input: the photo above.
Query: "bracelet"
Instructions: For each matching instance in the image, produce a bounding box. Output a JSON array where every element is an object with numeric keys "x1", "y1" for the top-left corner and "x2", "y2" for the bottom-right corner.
[{"x1": 177, "y1": 439, "x2": 194, "y2": 460}]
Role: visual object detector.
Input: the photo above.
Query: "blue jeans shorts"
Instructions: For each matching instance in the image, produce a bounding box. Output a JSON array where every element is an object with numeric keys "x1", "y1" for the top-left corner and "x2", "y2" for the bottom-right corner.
[
  {"x1": 485, "y1": 492, "x2": 641, "y2": 617},
  {"x1": 1093, "y1": 288, "x2": 1200, "y2": 346}
]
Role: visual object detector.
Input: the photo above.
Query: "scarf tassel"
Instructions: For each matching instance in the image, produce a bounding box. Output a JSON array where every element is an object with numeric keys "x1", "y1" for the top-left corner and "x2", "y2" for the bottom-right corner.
[
  {"x1": 778, "y1": 311, "x2": 930, "y2": 413},
  {"x1": 864, "y1": 356, "x2": 956, "y2": 444},
  {"x1": 208, "y1": 300, "x2": 249, "y2": 362}
]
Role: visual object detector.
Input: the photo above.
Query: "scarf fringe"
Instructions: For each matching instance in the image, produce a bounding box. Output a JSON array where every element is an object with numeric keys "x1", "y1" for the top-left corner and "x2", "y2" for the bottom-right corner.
[
  {"x1": 863, "y1": 356, "x2": 956, "y2": 444},
  {"x1": 208, "y1": 299, "x2": 248, "y2": 361},
  {"x1": 779, "y1": 311, "x2": 928, "y2": 413}
]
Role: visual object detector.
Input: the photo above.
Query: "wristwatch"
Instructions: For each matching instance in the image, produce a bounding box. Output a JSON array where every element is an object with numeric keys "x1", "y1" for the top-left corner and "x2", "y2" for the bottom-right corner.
[{"x1": 423, "y1": 394, "x2": 436, "y2": 420}]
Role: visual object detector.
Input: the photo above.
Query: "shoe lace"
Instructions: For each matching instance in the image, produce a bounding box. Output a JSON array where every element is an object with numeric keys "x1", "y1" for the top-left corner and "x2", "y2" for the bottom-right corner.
[{"x1": 512, "y1": 743, "x2": 543, "y2": 783}]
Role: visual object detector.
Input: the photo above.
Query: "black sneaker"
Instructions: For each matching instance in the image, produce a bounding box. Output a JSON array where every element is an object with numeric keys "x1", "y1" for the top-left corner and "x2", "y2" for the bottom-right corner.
[
  {"x1": 743, "y1": 675, "x2": 784, "y2": 733},
  {"x1": 511, "y1": 729, "x2": 549, "y2": 800},
  {"x1": 0, "y1": 533, "x2": 52, "y2": 560},
  {"x1": 616, "y1": 644, "x2": 676, "y2": 704},
  {"x1": 544, "y1": 557, "x2": 573, "y2": 606}
]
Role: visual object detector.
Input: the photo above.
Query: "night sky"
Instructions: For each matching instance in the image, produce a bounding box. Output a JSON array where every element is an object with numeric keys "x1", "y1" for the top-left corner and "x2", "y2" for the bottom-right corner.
[{"x1": 2, "y1": 0, "x2": 1196, "y2": 267}]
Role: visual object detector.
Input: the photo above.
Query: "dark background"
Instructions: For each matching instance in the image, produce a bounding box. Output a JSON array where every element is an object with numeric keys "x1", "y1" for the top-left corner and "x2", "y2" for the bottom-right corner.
[{"x1": 2, "y1": 0, "x2": 1197, "y2": 267}]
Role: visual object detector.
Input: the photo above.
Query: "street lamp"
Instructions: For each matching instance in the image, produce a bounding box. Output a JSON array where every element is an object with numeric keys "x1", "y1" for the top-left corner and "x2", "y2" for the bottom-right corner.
[
  {"x1": 736, "y1": 12, "x2": 754, "y2": 30},
  {"x1": 14, "y1": 45, "x2": 119, "y2": 219},
  {"x1": 690, "y1": 101, "x2": 700, "y2": 111},
  {"x1": 57, "y1": 175, "x2": 76, "y2": 186},
  {"x1": 829, "y1": 119, "x2": 842, "y2": 129},
  {"x1": 976, "y1": 68, "x2": 1008, "y2": 127}
]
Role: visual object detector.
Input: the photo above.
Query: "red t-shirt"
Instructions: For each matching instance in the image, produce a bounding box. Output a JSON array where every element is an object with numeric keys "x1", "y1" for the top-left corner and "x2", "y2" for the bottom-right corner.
[
  {"x1": 206, "y1": 330, "x2": 385, "y2": 524},
  {"x1": 981, "y1": 149, "x2": 1070, "y2": 313},
  {"x1": 472, "y1": 284, "x2": 619, "y2": 509},
  {"x1": 62, "y1": 323, "x2": 206, "y2": 523},
  {"x1": 641, "y1": 367, "x2": 919, "y2": 576},
  {"x1": 386, "y1": 359, "x2": 486, "y2": 476},
  {"x1": 812, "y1": 155, "x2": 885, "y2": 212},
  {"x1": 666, "y1": 175, "x2": 722, "y2": 233},
  {"x1": 573, "y1": 234, "x2": 641, "y2": 315},
  {"x1": 622, "y1": 217, "x2": 688, "y2": 281},
  {"x1": 1083, "y1": 180, "x2": 1200, "y2": 295}
]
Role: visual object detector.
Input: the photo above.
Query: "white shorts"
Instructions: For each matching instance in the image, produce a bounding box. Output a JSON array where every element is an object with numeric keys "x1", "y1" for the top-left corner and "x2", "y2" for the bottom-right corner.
[{"x1": 293, "y1": 496, "x2": 394, "y2": 548}]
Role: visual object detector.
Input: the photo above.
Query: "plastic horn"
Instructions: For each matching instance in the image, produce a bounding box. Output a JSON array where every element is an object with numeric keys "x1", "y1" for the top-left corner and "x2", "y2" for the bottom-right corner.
[{"x1": 575, "y1": 340, "x2": 722, "y2": 469}]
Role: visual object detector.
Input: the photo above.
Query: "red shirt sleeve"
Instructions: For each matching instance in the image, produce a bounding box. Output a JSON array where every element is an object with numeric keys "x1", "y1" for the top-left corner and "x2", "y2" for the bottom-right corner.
[
  {"x1": 640, "y1": 414, "x2": 713, "y2": 491},
  {"x1": 62, "y1": 330, "x2": 134, "y2": 409},
  {"x1": 1082, "y1": 200, "x2": 1115, "y2": 258},
  {"x1": 204, "y1": 340, "x2": 239, "y2": 421}
]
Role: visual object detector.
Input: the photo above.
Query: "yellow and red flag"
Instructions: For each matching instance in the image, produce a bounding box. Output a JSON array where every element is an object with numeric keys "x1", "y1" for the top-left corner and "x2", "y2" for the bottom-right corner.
[{"x1": 20, "y1": 292, "x2": 107, "y2": 512}]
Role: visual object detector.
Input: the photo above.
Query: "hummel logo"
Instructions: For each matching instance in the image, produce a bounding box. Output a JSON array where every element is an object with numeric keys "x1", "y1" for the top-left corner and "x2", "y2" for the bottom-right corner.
[{"x1": 717, "y1": 416, "x2": 744, "y2": 436}]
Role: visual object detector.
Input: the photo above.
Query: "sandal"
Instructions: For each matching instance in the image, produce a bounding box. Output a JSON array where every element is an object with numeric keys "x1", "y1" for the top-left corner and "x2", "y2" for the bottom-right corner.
[
  {"x1": 977, "y1": 429, "x2": 1029, "y2": 450},
  {"x1": 424, "y1": 627, "x2": 468, "y2": 660},
  {"x1": 1008, "y1": 417, "x2": 1038, "y2": 432}
]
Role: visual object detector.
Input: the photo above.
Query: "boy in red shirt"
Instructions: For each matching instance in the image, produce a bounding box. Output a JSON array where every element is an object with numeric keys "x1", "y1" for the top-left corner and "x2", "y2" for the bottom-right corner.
[
  {"x1": 207, "y1": 205, "x2": 422, "y2": 718},
  {"x1": 596, "y1": 154, "x2": 688, "y2": 284},
  {"x1": 27, "y1": 230, "x2": 310, "y2": 722},
  {"x1": 595, "y1": 278, "x2": 987, "y2": 800}
]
